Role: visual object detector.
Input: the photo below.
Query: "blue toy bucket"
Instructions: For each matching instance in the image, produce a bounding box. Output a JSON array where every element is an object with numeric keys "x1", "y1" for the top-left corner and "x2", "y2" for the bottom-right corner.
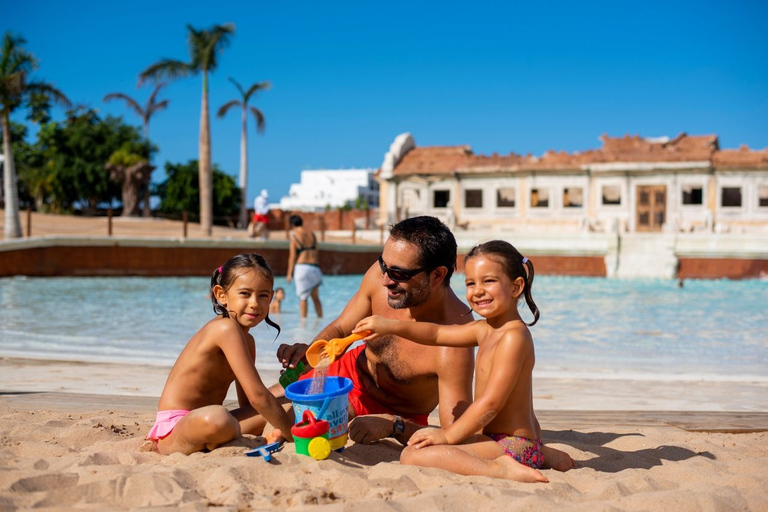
[{"x1": 285, "y1": 376, "x2": 353, "y2": 451}]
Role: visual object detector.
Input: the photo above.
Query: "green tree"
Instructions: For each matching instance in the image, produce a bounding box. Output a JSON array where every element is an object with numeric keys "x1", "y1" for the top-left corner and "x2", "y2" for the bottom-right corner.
[
  {"x1": 105, "y1": 141, "x2": 153, "y2": 217},
  {"x1": 35, "y1": 108, "x2": 145, "y2": 212},
  {"x1": 354, "y1": 195, "x2": 368, "y2": 210},
  {"x1": 139, "y1": 23, "x2": 235, "y2": 236},
  {"x1": 154, "y1": 159, "x2": 240, "y2": 223},
  {"x1": 103, "y1": 83, "x2": 169, "y2": 217},
  {"x1": 0, "y1": 32, "x2": 71, "y2": 238},
  {"x1": 217, "y1": 77, "x2": 269, "y2": 229}
]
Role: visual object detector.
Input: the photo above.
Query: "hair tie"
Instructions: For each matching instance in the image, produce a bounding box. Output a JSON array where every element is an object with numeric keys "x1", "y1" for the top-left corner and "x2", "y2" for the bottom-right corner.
[
  {"x1": 522, "y1": 257, "x2": 528, "y2": 265},
  {"x1": 217, "y1": 266, "x2": 223, "y2": 273}
]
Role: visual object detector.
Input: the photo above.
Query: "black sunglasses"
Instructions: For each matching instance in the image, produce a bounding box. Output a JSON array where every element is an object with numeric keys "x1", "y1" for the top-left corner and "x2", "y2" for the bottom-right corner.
[{"x1": 378, "y1": 256, "x2": 430, "y2": 282}]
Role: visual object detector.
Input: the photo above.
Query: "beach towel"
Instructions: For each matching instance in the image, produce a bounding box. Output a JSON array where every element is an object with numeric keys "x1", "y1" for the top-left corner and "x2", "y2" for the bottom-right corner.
[{"x1": 294, "y1": 263, "x2": 323, "y2": 300}]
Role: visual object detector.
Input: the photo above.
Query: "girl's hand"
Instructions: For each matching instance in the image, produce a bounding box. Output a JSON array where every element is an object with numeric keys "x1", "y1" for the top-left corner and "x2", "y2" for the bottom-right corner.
[
  {"x1": 407, "y1": 427, "x2": 449, "y2": 449},
  {"x1": 353, "y1": 315, "x2": 392, "y2": 340}
]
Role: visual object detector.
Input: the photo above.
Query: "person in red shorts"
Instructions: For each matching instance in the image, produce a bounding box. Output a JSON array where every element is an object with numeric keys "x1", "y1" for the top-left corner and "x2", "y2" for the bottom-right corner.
[
  {"x1": 249, "y1": 189, "x2": 269, "y2": 240},
  {"x1": 273, "y1": 216, "x2": 576, "y2": 471},
  {"x1": 277, "y1": 216, "x2": 475, "y2": 444}
]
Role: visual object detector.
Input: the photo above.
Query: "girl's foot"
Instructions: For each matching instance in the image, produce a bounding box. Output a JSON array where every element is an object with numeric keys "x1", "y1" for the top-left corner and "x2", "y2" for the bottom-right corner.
[
  {"x1": 498, "y1": 457, "x2": 549, "y2": 483},
  {"x1": 542, "y1": 445, "x2": 576, "y2": 471},
  {"x1": 138, "y1": 440, "x2": 159, "y2": 453}
]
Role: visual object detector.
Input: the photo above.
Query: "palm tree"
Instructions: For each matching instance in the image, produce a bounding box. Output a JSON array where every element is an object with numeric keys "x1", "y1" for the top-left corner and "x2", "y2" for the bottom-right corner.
[
  {"x1": 105, "y1": 144, "x2": 154, "y2": 217},
  {"x1": 1, "y1": 32, "x2": 71, "y2": 239},
  {"x1": 103, "y1": 83, "x2": 169, "y2": 217},
  {"x1": 217, "y1": 77, "x2": 270, "y2": 229},
  {"x1": 138, "y1": 23, "x2": 235, "y2": 235}
]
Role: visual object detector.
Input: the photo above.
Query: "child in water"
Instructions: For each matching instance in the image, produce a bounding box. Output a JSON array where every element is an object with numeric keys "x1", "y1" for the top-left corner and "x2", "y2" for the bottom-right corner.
[
  {"x1": 270, "y1": 287, "x2": 285, "y2": 315},
  {"x1": 354, "y1": 240, "x2": 549, "y2": 482},
  {"x1": 146, "y1": 253, "x2": 293, "y2": 454}
]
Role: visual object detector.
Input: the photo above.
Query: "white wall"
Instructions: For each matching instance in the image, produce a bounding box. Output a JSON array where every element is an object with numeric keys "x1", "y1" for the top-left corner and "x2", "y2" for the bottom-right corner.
[
  {"x1": 279, "y1": 169, "x2": 378, "y2": 211},
  {"x1": 383, "y1": 168, "x2": 768, "y2": 233}
]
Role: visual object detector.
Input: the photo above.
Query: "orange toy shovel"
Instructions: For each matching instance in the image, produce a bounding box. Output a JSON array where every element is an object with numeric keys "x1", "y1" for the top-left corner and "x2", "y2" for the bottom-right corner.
[{"x1": 305, "y1": 331, "x2": 372, "y2": 368}]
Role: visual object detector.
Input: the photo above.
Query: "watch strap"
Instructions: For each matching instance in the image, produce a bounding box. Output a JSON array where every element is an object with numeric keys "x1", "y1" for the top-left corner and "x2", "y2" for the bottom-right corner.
[{"x1": 392, "y1": 415, "x2": 405, "y2": 437}]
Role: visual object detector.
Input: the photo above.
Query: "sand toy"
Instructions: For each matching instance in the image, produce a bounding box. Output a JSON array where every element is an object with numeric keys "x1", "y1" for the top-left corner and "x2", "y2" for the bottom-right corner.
[
  {"x1": 291, "y1": 410, "x2": 331, "y2": 460},
  {"x1": 305, "y1": 331, "x2": 371, "y2": 367},
  {"x1": 245, "y1": 441, "x2": 281, "y2": 462},
  {"x1": 279, "y1": 361, "x2": 306, "y2": 388},
  {"x1": 285, "y1": 376, "x2": 354, "y2": 452}
]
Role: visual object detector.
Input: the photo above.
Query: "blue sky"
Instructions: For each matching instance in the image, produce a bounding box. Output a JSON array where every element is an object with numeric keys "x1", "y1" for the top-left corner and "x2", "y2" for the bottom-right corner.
[{"x1": 5, "y1": 0, "x2": 767, "y2": 206}]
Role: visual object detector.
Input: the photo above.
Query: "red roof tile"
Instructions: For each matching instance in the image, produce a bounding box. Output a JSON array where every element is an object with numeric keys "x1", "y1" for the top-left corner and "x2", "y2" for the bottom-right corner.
[
  {"x1": 394, "y1": 145, "x2": 474, "y2": 175},
  {"x1": 390, "y1": 133, "x2": 766, "y2": 176},
  {"x1": 713, "y1": 145, "x2": 768, "y2": 168}
]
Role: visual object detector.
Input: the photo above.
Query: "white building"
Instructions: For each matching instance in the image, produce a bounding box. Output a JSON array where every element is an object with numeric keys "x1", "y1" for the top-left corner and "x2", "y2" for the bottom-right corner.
[
  {"x1": 377, "y1": 132, "x2": 768, "y2": 234},
  {"x1": 279, "y1": 169, "x2": 379, "y2": 211},
  {"x1": 370, "y1": 132, "x2": 768, "y2": 279}
]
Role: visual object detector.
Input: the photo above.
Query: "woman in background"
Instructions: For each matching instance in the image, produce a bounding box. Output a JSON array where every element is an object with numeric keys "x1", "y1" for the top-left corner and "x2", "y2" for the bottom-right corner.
[{"x1": 286, "y1": 214, "x2": 323, "y2": 318}]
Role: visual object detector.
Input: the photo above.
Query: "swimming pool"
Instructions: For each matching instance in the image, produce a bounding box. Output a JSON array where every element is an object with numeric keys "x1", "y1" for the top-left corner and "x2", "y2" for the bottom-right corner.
[{"x1": 0, "y1": 274, "x2": 766, "y2": 381}]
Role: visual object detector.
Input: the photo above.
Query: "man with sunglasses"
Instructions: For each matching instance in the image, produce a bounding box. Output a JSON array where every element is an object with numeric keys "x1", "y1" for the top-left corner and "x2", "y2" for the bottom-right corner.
[{"x1": 276, "y1": 216, "x2": 475, "y2": 445}]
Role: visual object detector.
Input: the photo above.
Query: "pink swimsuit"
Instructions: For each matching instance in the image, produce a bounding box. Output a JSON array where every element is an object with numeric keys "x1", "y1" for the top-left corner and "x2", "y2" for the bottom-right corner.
[
  {"x1": 488, "y1": 434, "x2": 545, "y2": 469},
  {"x1": 147, "y1": 409, "x2": 190, "y2": 441}
]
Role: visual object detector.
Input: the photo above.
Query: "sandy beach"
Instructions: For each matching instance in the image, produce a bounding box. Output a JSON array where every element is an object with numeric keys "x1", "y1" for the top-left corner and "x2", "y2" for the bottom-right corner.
[
  {"x1": 1, "y1": 357, "x2": 767, "y2": 511},
  {"x1": 2, "y1": 213, "x2": 767, "y2": 509}
]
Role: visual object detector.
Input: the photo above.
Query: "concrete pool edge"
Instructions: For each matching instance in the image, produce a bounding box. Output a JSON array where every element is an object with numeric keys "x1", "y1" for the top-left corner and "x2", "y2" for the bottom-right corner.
[{"x1": 1, "y1": 233, "x2": 766, "y2": 278}]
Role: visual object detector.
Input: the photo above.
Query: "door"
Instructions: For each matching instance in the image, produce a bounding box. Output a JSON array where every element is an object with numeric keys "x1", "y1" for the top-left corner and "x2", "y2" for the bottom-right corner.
[{"x1": 636, "y1": 185, "x2": 667, "y2": 232}]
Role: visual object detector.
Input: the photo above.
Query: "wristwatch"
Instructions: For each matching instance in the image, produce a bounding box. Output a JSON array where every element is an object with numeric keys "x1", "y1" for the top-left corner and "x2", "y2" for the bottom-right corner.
[{"x1": 392, "y1": 415, "x2": 405, "y2": 438}]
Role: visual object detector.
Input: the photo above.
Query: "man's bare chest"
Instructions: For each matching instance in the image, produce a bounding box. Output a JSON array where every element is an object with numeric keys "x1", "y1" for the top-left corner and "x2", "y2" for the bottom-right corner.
[{"x1": 365, "y1": 335, "x2": 437, "y2": 385}]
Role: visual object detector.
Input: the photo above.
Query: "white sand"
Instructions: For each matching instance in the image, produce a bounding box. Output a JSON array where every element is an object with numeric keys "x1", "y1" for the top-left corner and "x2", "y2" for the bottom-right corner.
[{"x1": 1, "y1": 357, "x2": 767, "y2": 511}]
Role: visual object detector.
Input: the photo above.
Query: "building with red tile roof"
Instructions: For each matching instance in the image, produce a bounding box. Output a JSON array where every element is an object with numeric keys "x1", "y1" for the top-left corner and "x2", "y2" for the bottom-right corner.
[{"x1": 377, "y1": 132, "x2": 768, "y2": 234}]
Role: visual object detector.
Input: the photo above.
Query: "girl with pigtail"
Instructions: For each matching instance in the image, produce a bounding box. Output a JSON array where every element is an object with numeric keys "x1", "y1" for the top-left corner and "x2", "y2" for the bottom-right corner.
[
  {"x1": 146, "y1": 253, "x2": 293, "y2": 455},
  {"x1": 354, "y1": 240, "x2": 549, "y2": 483}
]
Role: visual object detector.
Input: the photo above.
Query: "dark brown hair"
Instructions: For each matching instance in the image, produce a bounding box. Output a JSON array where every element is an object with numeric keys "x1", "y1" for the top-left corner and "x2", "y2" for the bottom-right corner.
[
  {"x1": 465, "y1": 240, "x2": 540, "y2": 326},
  {"x1": 389, "y1": 216, "x2": 457, "y2": 287},
  {"x1": 210, "y1": 253, "x2": 281, "y2": 336}
]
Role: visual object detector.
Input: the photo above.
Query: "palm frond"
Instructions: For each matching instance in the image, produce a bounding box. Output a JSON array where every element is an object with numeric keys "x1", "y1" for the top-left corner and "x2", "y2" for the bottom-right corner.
[
  {"x1": 187, "y1": 25, "x2": 207, "y2": 68},
  {"x1": 228, "y1": 77, "x2": 245, "y2": 98},
  {"x1": 103, "y1": 92, "x2": 143, "y2": 118},
  {"x1": 138, "y1": 59, "x2": 191, "y2": 86},
  {"x1": 249, "y1": 106, "x2": 266, "y2": 133},
  {"x1": 202, "y1": 23, "x2": 235, "y2": 72},
  {"x1": 2, "y1": 32, "x2": 27, "y2": 52},
  {"x1": 148, "y1": 99, "x2": 170, "y2": 115},
  {"x1": 25, "y1": 81, "x2": 72, "y2": 109},
  {"x1": 1, "y1": 32, "x2": 37, "y2": 82},
  {"x1": 217, "y1": 99, "x2": 241, "y2": 118},
  {"x1": 244, "y1": 81, "x2": 271, "y2": 101},
  {"x1": 147, "y1": 82, "x2": 167, "y2": 106}
]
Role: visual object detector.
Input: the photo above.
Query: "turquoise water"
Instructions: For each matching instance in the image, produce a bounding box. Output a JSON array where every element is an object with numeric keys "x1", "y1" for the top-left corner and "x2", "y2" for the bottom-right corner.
[{"x1": 0, "y1": 275, "x2": 766, "y2": 381}]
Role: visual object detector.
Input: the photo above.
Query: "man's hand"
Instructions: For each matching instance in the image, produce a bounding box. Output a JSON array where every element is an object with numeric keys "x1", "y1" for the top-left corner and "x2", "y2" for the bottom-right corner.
[
  {"x1": 407, "y1": 427, "x2": 449, "y2": 449},
  {"x1": 348, "y1": 414, "x2": 395, "y2": 444},
  {"x1": 276, "y1": 343, "x2": 309, "y2": 369}
]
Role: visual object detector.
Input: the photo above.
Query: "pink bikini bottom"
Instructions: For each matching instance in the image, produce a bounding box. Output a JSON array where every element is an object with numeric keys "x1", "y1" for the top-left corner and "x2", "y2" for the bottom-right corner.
[{"x1": 147, "y1": 409, "x2": 190, "y2": 441}]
